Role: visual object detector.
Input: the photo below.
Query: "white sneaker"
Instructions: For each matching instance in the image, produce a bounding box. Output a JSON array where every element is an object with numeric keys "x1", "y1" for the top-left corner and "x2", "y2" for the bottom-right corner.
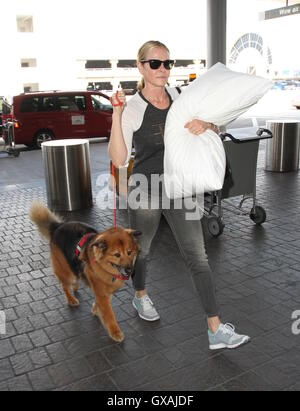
[
  {"x1": 132, "y1": 294, "x2": 160, "y2": 322},
  {"x1": 208, "y1": 323, "x2": 250, "y2": 350}
]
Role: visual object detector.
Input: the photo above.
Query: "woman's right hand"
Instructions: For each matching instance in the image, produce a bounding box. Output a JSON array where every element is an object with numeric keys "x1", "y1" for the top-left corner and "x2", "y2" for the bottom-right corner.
[{"x1": 111, "y1": 89, "x2": 126, "y2": 114}]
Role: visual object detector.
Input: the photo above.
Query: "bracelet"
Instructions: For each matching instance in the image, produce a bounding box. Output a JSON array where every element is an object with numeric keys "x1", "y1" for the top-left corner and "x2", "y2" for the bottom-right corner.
[{"x1": 210, "y1": 123, "x2": 219, "y2": 134}]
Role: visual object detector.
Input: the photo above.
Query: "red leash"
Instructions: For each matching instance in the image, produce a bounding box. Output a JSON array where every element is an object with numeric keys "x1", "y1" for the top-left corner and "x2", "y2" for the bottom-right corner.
[
  {"x1": 110, "y1": 90, "x2": 124, "y2": 229},
  {"x1": 110, "y1": 91, "x2": 123, "y2": 108},
  {"x1": 111, "y1": 163, "x2": 117, "y2": 229}
]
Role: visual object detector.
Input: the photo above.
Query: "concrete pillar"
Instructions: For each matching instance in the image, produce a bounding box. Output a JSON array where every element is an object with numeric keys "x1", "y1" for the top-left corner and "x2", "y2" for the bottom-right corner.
[{"x1": 207, "y1": 0, "x2": 227, "y2": 68}]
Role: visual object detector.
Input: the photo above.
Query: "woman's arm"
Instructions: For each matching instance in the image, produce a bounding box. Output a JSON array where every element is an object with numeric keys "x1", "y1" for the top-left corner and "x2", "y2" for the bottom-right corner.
[
  {"x1": 184, "y1": 119, "x2": 220, "y2": 136},
  {"x1": 108, "y1": 91, "x2": 128, "y2": 168}
]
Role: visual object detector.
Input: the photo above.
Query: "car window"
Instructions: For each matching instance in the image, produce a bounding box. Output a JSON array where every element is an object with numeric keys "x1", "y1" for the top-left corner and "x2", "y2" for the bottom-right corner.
[
  {"x1": 74, "y1": 95, "x2": 86, "y2": 111},
  {"x1": 20, "y1": 97, "x2": 40, "y2": 113},
  {"x1": 91, "y1": 94, "x2": 112, "y2": 111},
  {"x1": 56, "y1": 95, "x2": 86, "y2": 111},
  {"x1": 41, "y1": 96, "x2": 56, "y2": 112}
]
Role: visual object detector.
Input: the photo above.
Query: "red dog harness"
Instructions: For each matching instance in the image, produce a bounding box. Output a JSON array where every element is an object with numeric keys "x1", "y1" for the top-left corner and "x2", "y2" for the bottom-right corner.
[{"x1": 75, "y1": 233, "x2": 95, "y2": 257}]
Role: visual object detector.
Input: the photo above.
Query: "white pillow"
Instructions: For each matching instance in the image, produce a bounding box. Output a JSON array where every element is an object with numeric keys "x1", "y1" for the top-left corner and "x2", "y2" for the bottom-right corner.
[{"x1": 164, "y1": 63, "x2": 271, "y2": 199}]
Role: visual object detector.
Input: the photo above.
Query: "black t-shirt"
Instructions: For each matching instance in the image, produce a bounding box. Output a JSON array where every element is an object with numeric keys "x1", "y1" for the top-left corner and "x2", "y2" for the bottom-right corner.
[{"x1": 121, "y1": 87, "x2": 181, "y2": 194}]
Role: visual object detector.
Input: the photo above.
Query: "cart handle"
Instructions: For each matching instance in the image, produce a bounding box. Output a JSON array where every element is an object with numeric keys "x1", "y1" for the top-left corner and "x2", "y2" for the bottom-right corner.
[
  {"x1": 219, "y1": 133, "x2": 240, "y2": 142},
  {"x1": 220, "y1": 128, "x2": 273, "y2": 143},
  {"x1": 256, "y1": 128, "x2": 273, "y2": 138}
]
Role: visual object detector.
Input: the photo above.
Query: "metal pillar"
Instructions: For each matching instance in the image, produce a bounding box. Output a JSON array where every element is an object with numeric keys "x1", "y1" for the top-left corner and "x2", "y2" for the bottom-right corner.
[{"x1": 207, "y1": 0, "x2": 227, "y2": 68}]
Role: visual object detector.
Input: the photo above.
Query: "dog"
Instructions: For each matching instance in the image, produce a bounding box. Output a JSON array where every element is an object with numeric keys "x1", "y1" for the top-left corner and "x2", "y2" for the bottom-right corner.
[{"x1": 29, "y1": 202, "x2": 141, "y2": 343}]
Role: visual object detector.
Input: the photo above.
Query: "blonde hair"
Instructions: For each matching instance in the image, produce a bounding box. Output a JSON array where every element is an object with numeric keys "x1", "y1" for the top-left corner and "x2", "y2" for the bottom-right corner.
[{"x1": 137, "y1": 40, "x2": 170, "y2": 91}]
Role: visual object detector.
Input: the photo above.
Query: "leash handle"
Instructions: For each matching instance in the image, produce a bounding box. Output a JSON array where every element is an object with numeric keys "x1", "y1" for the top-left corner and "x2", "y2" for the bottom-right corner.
[{"x1": 110, "y1": 90, "x2": 123, "y2": 107}]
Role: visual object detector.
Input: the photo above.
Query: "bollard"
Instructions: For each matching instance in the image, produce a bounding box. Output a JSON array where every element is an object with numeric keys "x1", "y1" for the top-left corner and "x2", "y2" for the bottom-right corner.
[
  {"x1": 42, "y1": 139, "x2": 92, "y2": 211},
  {"x1": 265, "y1": 120, "x2": 300, "y2": 172}
]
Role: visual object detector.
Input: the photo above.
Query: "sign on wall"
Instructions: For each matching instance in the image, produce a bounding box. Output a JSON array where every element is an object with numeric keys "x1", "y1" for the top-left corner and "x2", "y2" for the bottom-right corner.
[{"x1": 262, "y1": 3, "x2": 300, "y2": 20}]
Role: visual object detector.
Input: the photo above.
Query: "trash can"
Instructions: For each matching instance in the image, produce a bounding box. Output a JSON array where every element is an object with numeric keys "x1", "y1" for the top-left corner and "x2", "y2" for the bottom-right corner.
[
  {"x1": 265, "y1": 120, "x2": 300, "y2": 172},
  {"x1": 42, "y1": 139, "x2": 92, "y2": 211}
]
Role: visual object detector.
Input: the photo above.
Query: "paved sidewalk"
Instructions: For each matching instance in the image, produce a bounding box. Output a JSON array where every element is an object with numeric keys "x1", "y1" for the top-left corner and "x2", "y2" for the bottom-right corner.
[{"x1": 0, "y1": 140, "x2": 300, "y2": 391}]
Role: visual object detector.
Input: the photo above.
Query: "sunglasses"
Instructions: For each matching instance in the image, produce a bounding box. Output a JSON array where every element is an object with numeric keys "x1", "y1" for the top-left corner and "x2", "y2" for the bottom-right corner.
[{"x1": 140, "y1": 59, "x2": 175, "y2": 70}]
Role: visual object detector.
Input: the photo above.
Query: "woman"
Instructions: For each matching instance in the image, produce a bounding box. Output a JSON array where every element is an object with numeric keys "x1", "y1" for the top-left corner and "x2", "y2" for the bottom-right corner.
[{"x1": 109, "y1": 40, "x2": 250, "y2": 350}]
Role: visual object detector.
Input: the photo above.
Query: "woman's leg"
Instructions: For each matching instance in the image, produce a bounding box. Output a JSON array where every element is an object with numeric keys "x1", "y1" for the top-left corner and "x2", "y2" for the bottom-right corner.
[
  {"x1": 128, "y1": 202, "x2": 163, "y2": 321},
  {"x1": 163, "y1": 202, "x2": 250, "y2": 349},
  {"x1": 162, "y1": 201, "x2": 220, "y2": 324},
  {"x1": 128, "y1": 204, "x2": 162, "y2": 293}
]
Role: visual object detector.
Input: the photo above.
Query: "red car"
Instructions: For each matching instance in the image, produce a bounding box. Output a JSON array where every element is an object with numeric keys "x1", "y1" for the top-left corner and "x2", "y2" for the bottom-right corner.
[
  {"x1": 12, "y1": 90, "x2": 112, "y2": 148},
  {"x1": 0, "y1": 97, "x2": 13, "y2": 142}
]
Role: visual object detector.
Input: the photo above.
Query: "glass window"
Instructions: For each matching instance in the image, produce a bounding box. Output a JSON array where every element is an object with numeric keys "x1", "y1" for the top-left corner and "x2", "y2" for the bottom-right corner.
[
  {"x1": 21, "y1": 58, "x2": 37, "y2": 68},
  {"x1": 20, "y1": 97, "x2": 40, "y2": 113},
  {"x1": 23, "y1": 83, "x2": 39, "y2": 93},
  {"x1": 241, "y1": 33, "x2": 249, "y2": 45},
  {"x1": 41, "y1": 96, "x2": 56, "y2": 112},
  {"x1": 17, "y1": 16, "x2": 34, "y2": 32},
  {"x1": 256, "y1": 44, "x2": 263, "y2": 53},
  {"x1": 91, "y1": 94, "x2": 112, "y2": 111},
  {"x1": 56, "y1": 96, "x2": 86, "y2": 111},
  {"x1": 235, "y1": 39, "x2": 243, "y2": 51},
  {"x1": 250, "y1": 33, "x2": 259, "y2": 43},
  {"x1": 74, "y1": 95, "x2": 87, "y2": 111}
]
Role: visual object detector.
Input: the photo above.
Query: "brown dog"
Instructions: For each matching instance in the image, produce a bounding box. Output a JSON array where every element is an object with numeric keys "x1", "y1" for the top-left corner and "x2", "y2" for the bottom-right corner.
[{"x1": 30, "y1": 202, "x2": 141, "y2": 342}]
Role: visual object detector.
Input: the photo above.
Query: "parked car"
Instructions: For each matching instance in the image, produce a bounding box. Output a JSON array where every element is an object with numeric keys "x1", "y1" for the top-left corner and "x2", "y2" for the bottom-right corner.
[
  {"x1": 12, "y1": 90, "x2": 113, "y2": 148},
  {"x1": 0, "y1": 97, "x2": 12, "y2": 142}
]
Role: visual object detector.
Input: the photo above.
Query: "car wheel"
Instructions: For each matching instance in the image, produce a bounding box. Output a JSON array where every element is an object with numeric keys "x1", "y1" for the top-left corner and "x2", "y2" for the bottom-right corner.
[{"x1": 34, "y1": 130, "x2": 54, "y2": 149}]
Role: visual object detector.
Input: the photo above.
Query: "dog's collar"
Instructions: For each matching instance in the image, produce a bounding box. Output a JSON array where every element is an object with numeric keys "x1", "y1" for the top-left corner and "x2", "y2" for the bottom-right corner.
[
  {"x1": 76, "y1": 233, "x2": 95, "y2": 257},
  {"x1": 90, "y1": 259, "x2": 130, "y2": 283},
  {"x1": 112, "y1": 274, "x2": 130, "y2": 282},
  {"x1": 110, "y1": 264, "x2": 130, "y2": 282}
]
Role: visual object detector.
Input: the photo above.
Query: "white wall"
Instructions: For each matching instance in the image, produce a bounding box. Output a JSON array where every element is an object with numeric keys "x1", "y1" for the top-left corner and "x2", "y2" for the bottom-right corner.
[
  {"x1": 1, "y1": 0, "x2": 300, "y2": 100},
  {"x1": 0, "y1": 0, "x2": 208, "y2": 99},
  {"x1": 227, "y1": 0, "x2": 300, "y2": 76}
]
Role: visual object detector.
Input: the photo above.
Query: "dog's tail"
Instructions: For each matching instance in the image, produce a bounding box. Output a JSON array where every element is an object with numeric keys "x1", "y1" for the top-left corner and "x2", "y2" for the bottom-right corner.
[{"x1": 29, "y1": 201, "x2": 62, "y2": 241}]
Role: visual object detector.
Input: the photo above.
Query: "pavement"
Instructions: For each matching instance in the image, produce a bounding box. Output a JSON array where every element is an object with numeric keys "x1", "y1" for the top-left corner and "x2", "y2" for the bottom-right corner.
[{"x1": 1, "y1": 124, "x2": 300, "y2": 391}]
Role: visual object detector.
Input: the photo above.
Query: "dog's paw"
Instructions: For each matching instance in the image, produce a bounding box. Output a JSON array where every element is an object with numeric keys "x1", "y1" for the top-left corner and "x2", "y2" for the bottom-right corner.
[
  {"x1": 110, "y1": 329, "x2": 125, "y2": 343},
  {"x1": 68, "y1": 296, "x2": 80, "y2": 307}
]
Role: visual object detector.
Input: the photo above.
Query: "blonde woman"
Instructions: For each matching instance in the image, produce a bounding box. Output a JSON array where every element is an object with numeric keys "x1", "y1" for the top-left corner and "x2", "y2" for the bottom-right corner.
[{"x1": 109, "y1": 41, "x2": 250, "y2": 350}]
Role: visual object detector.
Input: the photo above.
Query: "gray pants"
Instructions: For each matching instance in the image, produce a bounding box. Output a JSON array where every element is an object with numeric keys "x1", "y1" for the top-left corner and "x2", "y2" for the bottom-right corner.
[{"x1": 128, "y1": 195, "x2": 220, "y2": 318}]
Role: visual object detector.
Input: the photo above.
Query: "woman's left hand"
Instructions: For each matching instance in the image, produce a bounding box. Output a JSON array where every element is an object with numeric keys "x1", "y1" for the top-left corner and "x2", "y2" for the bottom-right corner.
[{"x1": 184, "y1": 119, "x2": 218, "y2": 135}]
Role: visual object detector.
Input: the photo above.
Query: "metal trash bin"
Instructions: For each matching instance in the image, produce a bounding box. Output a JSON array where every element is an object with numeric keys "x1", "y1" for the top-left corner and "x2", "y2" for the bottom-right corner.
[
  {"x1": 265, "y1": 120, "x2": 300, "y2": 172},
  {"x1": 42, "y1": 139, "x2": 92, "y2": 211}
]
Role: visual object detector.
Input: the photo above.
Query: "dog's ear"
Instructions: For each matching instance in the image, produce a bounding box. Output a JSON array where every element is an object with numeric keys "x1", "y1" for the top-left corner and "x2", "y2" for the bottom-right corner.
[
  {"x1": 91, "y1": 236, "x2": 107, "y2": 259},
  {"x1": 78, "y1": 238, "x2": 105, "y2": 262},
  {"x1": 125, "y1": 229, "x2": 142, "y2": 237},
  {"x1": 96, "y1": 241, "x2": 108, "y2": 252}
]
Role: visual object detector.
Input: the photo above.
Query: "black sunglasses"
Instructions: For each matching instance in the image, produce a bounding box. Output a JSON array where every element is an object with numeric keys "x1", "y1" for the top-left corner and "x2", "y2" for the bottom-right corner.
[{"x1": 140, "y1": 59, "x2": 175, "y2": 70}]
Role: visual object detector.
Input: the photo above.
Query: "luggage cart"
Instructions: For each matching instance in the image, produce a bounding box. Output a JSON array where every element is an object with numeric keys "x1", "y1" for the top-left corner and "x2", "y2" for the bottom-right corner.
[
  {"x1": 205, "y1": 128, "x2": 273, "y2": 237},
  {"x1": 0, "y1": 119, "x2": 20, "y2": 158}
]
